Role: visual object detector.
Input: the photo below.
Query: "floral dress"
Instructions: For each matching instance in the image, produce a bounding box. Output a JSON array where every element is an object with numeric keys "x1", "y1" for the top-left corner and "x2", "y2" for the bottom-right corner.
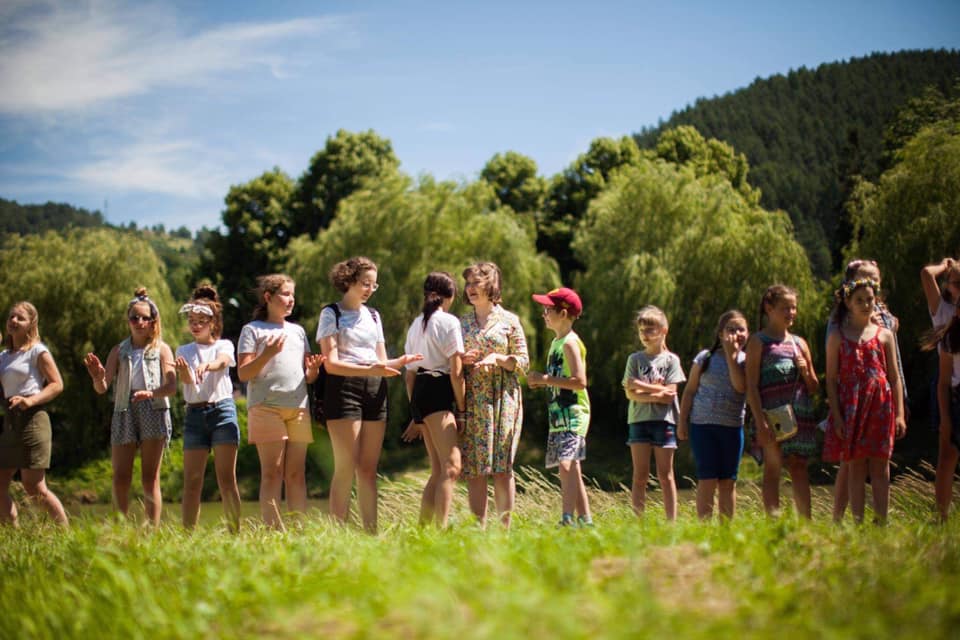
[
  {"x1": 748, "y1": 333, "x2": 818, "y2": 461},
  {"x1": 823, "y1": 331, "x2": 895, "y2": 462},
  {"x1": 460, "y1": 305, "x2": 529, "y2": 478}
]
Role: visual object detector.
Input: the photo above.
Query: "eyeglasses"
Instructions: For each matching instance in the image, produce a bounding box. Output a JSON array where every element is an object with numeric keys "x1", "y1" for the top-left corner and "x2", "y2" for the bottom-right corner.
[
  {"x1": 361, "y1": 282, "x2": 379, "y2": 292},
  {"x1": 188, "y1": 317, "x2": 211, "y2": 326},
  {"x1": 541, "y1": 307, "x2": 555, "y2": 316},
  {"x1": 128, "y1": 314, "x2": 155, "y2": 324}
]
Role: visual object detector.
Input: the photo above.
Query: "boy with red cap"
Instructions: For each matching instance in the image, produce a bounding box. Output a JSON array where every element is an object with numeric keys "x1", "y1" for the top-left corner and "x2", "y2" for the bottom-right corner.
[{"x1": 527, "y1": 287, "x2": 593, "y2": 526}]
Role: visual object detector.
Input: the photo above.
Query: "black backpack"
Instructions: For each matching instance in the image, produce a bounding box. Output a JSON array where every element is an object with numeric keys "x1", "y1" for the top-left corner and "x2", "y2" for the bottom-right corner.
[{"x1": 310, "y1": 303, "x2": 379, "y2": 424}]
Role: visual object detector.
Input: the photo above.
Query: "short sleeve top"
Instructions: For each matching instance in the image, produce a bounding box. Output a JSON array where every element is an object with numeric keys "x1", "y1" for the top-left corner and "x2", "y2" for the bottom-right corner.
[
  {"x1": 622, "y1": 350, "x2": 686, "y2": 424},
  {"x1": 176, "y1": 339, "x2": 236, "y2": 404},
  {"x1": 0, "y1": 343, "x2": 50, "y2": 398},
  {"x1": 238, "y1": 321, "x2": 311, "y2": 408},
  {"x1": 316, "y1": 305, "x2": 384, "y2": 365},
  {"x1": 688, "y1": 349, "x2": 747, "y2": 427},
  {"x1": 404, "y1": 311, "x2": 464, "y2": 374}
]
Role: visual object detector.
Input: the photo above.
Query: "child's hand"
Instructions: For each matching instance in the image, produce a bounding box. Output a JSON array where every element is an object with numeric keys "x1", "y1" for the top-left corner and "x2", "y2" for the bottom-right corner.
[
  {"x1": 756, "y1": 417, "x2": 774, "y2": 446},
  {"x1": 131, "y1": 390, "x2": 155, "y2": 403},
  {"x1": 304, "y1": 353, "x2": 324, "y2": 376},
  {"x1": 84, "y1": 353, "x2": 104, "y2": 379},
  {"x1": 474, "y1": 353, "x2": 501, "y2": 370},
  {"x1": 461, "y1": 349, "x2": 481, "y2": 366},
  {"x1": 262, "y1": 333, "x2": 286, "y2": 359},
  {"x1": 401, "y1": 421, "x2": 423, "y2": 442},
  {"x1": 832, "y1": 413, "x2": 846, "y2": 439},
  {"x1": 722, "y1": 331, "x2": 742, "y2": 355},
  {"x1": 527, "y1": 371, "x2": 547, "y2": 388},
  {"x1": 895, "y1": 416, "x2": 907, "y2": 440},
  {"x1": 372, "y1": 363, "x2": 402, "y2": 377},
  {"x1": 7, "y1": 395, "x2": 34, "y2": 411},
  {"x1": 175, "y1": 356, "x2": 195, "y2": 384}
]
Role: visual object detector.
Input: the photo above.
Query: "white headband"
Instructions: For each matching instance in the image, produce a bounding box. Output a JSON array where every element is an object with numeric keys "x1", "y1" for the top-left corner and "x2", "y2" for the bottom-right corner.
[{"x1": 178, "y1": 303, "x2": 214, "y2": 316}]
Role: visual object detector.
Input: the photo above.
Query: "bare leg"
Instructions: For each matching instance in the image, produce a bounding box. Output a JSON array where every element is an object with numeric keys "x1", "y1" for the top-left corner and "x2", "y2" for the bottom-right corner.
[
  {"x1": 255, "y1": 440, "x2": 286, "y2": 531},
  {"x1": 832, "y1": 462, "x2": 850, "y2": 523},
  {"x1": 935, "y1": 437, "x2": 959, "y2": 522},
  {"x1": 629, "y1": 443, "x2": 652, "y2": 515},
  {"x1": 848, "y1": 458, "x2": 868, "y2": 523},
  {"x1": 717, "y1": 479, "x2": 736, "y2": 520},
  {"x1": 419, "y1": 425, "x2": 441, "y2": 525},
  {"x1": 785, "y1": 456, "x2": 811, "y2": 519},
  {"x1": 327, "y1": 419, "x2": 361, "y2": 524},
  {"x1": 181, "y1": 448, "x2": 209, "y2": 528},
  {"x1": 492, "y1": 472, "x2": 515, "y2": 528},
  {"x1": 467, "y1": 476, "x2": 489, "y2": 525},
  {"x1": 284, "y1": 441, "x2": 309, "y2": 514},
  {"x1": 868, "y1": 457, "x2": 891, "y2": 523},
  {"x1": 696, "y1": 479, "x2": 718, "y2": 519},
  {"x1": 572, "y1": 461, "x2": 591, "y2": 520},
  {"x1": 111, "y1": 443, "x2": 138, "y2": 517},
  {"x1": 140, "y1": 438, "x2": 166, "y2": 526},
  {"x1": 213, "y1": 443, "x2": 241, "y2": 533},
  {"x1": 653, "y1": 447, "x2": 677, "y2": 521},
  {"x1": 0, "y1": 468, "x2": 18, "y2": 525},
  {"x1": 761, "y1": 442, "x2": 782, "y2": 515},
  {"x1": 355, "y1": 421, "x2": 386, "y2": 534},
  {"x1": 422, "y1": 411, "x2": 461, "y2": 527},
  {"x1": 20, "y1": 468, "x2": 69, "y2": 526}
]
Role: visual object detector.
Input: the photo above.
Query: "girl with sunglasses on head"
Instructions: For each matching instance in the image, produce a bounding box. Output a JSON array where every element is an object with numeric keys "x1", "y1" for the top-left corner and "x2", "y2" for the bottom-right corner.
[{"x1": 84, "y1": 287, "x2": 177, "y2": 525}]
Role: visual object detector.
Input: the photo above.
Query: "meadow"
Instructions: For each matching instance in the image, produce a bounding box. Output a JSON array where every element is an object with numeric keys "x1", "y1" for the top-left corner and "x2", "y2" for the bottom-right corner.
[{"x1": 1, "y1": 467, "x2": 958, "y2": 640}]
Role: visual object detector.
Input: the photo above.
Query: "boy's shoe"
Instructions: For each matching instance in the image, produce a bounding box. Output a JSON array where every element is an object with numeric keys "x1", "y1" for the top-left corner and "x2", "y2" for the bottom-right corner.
[
  {"x1": 577, "y1": 515, "x2": 595, "y2": 528},
  {"x1": 559, "y1": 513, "x2": 575, "y2": 527}
]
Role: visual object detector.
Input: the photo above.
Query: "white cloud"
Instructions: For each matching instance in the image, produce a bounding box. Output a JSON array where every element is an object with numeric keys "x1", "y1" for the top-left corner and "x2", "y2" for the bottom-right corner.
[{"x1": 0, "y1": 0, "x2": 346, "y2": 113}]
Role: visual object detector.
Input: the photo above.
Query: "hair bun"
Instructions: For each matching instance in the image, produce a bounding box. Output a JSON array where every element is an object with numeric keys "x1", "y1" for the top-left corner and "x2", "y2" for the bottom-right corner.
[
  {"x1": 134, "y1": 287, "x2": 149, "y2": 298},
  {"x1": 192, "y1": 283, "x2": 219, "y2": 302}
]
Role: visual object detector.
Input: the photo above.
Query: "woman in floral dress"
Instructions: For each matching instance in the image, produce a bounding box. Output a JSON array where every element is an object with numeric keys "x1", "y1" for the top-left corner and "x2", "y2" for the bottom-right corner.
[{"x1": 460, "y1": 262, "x2": 529, "y2": 528}]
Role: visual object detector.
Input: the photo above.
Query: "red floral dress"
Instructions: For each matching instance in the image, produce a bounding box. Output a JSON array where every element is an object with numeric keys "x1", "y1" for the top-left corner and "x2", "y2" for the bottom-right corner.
[{"x1": 823, "y1": 331, "x2": 895, "y2": 462}]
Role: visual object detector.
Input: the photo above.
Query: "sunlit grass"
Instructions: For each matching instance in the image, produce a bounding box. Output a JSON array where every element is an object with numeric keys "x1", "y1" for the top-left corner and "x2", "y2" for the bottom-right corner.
[{"x1": 1, "y1": 467, "x2": 958, "y2": 639}]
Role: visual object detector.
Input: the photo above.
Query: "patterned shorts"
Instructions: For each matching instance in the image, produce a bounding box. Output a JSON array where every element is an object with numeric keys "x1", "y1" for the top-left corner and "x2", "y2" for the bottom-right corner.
[
  {"x1": 111, "y1": 401, "x2": 172, "y2": 446},
  {"x1": 545, "y1": 430, "x2": 586, "y2": 469}
]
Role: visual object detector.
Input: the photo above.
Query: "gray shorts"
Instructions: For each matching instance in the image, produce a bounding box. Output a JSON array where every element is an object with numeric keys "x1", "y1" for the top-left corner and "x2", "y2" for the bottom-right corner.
[
  {"x1": 111, "y1": 401, "x2": 172, "y2": 446},
  {"x1": 545, "y1": 430, "x2": 586, "y2": 468}
]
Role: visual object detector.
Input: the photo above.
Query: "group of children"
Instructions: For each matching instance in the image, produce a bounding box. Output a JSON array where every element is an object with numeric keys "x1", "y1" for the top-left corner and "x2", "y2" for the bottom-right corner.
[{"x1": 1, "y1": 255, "x2": 959, "y2": 529}]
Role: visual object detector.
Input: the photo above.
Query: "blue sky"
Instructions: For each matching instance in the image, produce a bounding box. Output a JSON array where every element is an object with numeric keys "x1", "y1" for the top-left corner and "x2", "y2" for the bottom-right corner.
[{"x1": 1, "y1": 0, "x2": 958, "y2": 231}]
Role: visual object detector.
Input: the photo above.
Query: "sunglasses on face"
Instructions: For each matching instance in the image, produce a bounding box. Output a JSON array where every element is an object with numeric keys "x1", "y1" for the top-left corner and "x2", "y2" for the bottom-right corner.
[{"x1": 128, "y1": 314, "x2": 155, "y2": 324}]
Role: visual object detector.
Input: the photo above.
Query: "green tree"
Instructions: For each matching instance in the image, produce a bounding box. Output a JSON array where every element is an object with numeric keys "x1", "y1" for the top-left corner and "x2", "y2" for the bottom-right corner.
[
  {"x1": 846, "y1": 120, "x2": 960, "y2": 383},
  {"x1": 292, "y1": 129, "x2": 400, "y2": 237},
  {"x1": 0, "y1": 228, "x2": 177, "y2": 467},
  {"x1": 200, "y1": 168, "x2": 296, "y2": 339},
  {"x1": 542, "y1": 135, "x2": 643, "y2": 278},
  {"x1": 653, "y1": 126, "x2": 760, "y2": 204},
  {"x1": 572, "y1": 157, "x2": 818, "y2": 428},
  {"x1": 480, "y1": 151, "x2": 547, "y2": 214},
  {"x1": 286, "y1": 173, "x2": 558, "y2": 446}
]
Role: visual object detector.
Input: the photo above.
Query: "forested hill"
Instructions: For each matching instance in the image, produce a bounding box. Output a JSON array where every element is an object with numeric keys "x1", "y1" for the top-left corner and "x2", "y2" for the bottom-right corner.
[
  {"x1": 0, "y1": 198, "x2": 107, "y2": 235},
  {"x1": 634, "y1": 49, "x2": 960, "y2": 275}
]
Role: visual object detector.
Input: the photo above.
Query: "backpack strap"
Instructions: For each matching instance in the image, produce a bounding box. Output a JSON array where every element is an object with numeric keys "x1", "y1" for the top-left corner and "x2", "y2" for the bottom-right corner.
[
  {"x1": 324, "y1": 302, "x2": 342, "y2": 329},
  {"x1": 366, "y1": 305, "x2": 379, "y2": 324}
]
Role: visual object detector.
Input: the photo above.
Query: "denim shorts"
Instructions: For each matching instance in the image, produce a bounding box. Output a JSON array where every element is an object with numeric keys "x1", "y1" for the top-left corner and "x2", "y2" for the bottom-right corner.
[
  {"x1": 183, "y1": 399, "x2": 240, "y2": 450},
  {"x1": 627, "y1": 420, "x2": 677, "y2": 449},
  {"x1": 689, "y1": 423, "x2": 744, "y2": 480}
]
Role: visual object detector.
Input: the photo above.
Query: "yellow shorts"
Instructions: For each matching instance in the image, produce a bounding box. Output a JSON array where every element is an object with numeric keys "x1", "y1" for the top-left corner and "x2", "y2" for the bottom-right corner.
[{"x1": 247, "y1": 405, "x2": 313, "y2": 444}]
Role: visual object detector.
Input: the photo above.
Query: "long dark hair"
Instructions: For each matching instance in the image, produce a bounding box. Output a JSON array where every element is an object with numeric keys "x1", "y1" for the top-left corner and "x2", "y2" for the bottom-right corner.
[
  {"x1": 422, "y1": 272, "x2": 457, "y2": 330},
  {"x1": 922, "y1": 312, "x2": 960, "y2": 354},
  {"x1": 831, "y1": 278, "x2": 879, "y2": 328},
  {"x1": 757, "y1": 284, "x2": 796, "y2": 329},
  {"x1": 701, "y1": 310, "x2": 747, "y2": 374}
]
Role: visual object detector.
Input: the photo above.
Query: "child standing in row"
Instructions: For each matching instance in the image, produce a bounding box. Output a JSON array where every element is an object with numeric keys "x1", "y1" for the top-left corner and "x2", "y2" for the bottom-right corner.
[
  {"x1": 174, "y1": 284, "x2": 242, "y2": 532},
  {"x1": 678, "y1": 311, "x2": 749, "y2": 520},
  {"x1": 84, "y1": 288, "x2": 177, "y2": 525},
  {"x1": 623, "y1": 306, "x2": 685, "y2": 521},
  {"x1": 238, "y1": 274, "x2": 322, "y2": 531},
  {"x1": 0, "y1": 302, "x2": 69, "y2": 526},
  {"x1": 928, "y1": 297, "x2": 960, "y2": 521},
  {"x1": 825, "y1": 278, "x2": 906, "y2": 523},
  {"x1": 527, "y1": 287, "x2": 592, "y2": 527},
  {"x1": 745, "y1": 285, "x2": 819, "y2": 518}
]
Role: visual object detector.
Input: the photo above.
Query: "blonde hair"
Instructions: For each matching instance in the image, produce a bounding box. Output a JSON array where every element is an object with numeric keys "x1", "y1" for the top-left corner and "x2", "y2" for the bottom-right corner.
[
  {"x1": 127, "y1": 287, "x2": 163, "y2": 350},
  {"x1": 3, "y1": 301, "x2": 41, "y2": 351}
]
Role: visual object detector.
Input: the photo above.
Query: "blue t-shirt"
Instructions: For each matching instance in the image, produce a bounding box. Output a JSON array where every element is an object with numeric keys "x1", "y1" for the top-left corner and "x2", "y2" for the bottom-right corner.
[
  {"x1": 623, "y1": 350, "x2": 685, "y2": 424},
  {"x1": 688, "y1": 349, "x2": 746, "y2": 427}
]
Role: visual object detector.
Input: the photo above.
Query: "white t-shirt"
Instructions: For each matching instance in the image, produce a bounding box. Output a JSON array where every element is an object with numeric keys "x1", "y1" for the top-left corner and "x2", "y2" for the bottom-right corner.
[
  {"x1": 237, "y1": 321, "x2": 311, "y2": 408},
  {"x1": 316, "y1": 305, "x2": 384, "y2": 365},
  {"x1": 932, "y1": 299, "x2": 957, "y2": 329},
  {"x1": 404, "y1": 311, "x2": 463, "y2": 374},
  {"x1": 0, "y1": 343, "x2": 49, "y2": 398},
  {"x1": 176, "y1": 339, "x2": 236, "y2": 404}
]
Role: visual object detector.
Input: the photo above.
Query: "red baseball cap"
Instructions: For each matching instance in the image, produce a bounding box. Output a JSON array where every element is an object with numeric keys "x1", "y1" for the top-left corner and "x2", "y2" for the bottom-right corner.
[{"x1": 532, "y1": 287, "x2": 582, "y2": 317}]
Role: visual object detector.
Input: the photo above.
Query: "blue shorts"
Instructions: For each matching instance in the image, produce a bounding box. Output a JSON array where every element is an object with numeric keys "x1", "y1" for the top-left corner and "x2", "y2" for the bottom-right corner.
[
  {"x1": 627, "y1": 421, "x2": 677, "y2": 449},
  {"x1": 183, "y1": 399, "x2": 240, "y2": 450},
  {"x1": 689, "y1": 423, "x2": 744, "y2": 480}
]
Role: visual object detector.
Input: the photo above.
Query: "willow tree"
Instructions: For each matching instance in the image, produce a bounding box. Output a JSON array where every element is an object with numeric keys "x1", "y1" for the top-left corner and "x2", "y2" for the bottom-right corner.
[
  {"x1": 572, "y1": 157, "x2": 818, "y2": 425},
  {"x1": 286, "y1": 173, "x2": 558, "y2": 437}
]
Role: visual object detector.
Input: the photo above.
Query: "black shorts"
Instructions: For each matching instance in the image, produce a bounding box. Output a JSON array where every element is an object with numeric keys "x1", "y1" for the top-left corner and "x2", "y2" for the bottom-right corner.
[
  {"x1": 411, "y1": 373, "x2": 455, "y2": 422},
  {"x1": 323, "y1": 374, "x2": 388, "y2": 422}
]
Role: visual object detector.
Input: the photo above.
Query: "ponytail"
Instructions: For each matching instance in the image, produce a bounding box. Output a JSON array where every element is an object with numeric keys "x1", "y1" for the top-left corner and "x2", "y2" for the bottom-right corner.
[{"x1": 421, "y1": 272, "x2": 457, "y2": 330}]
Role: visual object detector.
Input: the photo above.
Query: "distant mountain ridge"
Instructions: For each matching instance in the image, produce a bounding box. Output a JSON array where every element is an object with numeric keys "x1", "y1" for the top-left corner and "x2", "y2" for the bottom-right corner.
[{"x1": 634, "y1": 49, "x2": 960, "y2": 274}]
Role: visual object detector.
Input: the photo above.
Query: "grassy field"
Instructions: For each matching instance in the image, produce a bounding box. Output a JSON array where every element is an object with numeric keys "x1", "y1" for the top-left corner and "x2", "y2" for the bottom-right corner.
[{"x1": 1, "y1": 467, "x2": 958, "y2": 640}]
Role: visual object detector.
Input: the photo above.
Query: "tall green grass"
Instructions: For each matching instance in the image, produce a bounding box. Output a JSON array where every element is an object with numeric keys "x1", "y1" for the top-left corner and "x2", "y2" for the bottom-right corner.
[{"x1": 1, "y1": 468, "x2": 958, "y2": 640}]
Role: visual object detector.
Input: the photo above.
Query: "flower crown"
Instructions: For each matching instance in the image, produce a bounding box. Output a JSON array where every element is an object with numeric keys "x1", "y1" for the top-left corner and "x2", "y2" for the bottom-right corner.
[{"x1": 840, "y1": 277, "x2": 880, "y2": 299}]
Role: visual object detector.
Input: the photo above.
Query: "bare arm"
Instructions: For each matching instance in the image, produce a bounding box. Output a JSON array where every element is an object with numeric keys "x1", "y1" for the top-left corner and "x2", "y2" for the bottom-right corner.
[
  {"x1": 825, "y1": 331, "x2": 844, "y2": 438},
  {"x1": 85, "y1": 346, "x2": 119, "y2": 395},
  {"x1": 938, "y1": 348, "x2": 953, "y2": 440},
  {"x1": 879, "y1": 329, "x2": 907, "y2": 438},
  {"x1": 237, "y1": 333, "x2": 285, "y2": 382},
  {"x1": 744, "y1": 335, "x2": 769, "y2": 436},
  {"x1": 922, "y1": 259, "x2": 953, "y2": 317},
  {"x1": 449, "y1": 353, "x2": 466, "y2": 413},
  {"x1": 528, "y1": 340, "x2": 586, "y2": 391},
  {"x1": 794, "y1": 337, "x2": 819, "y2": 394},
  {"x1": 677, "y1": 362, "x2": 702, "y2": 441}
]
